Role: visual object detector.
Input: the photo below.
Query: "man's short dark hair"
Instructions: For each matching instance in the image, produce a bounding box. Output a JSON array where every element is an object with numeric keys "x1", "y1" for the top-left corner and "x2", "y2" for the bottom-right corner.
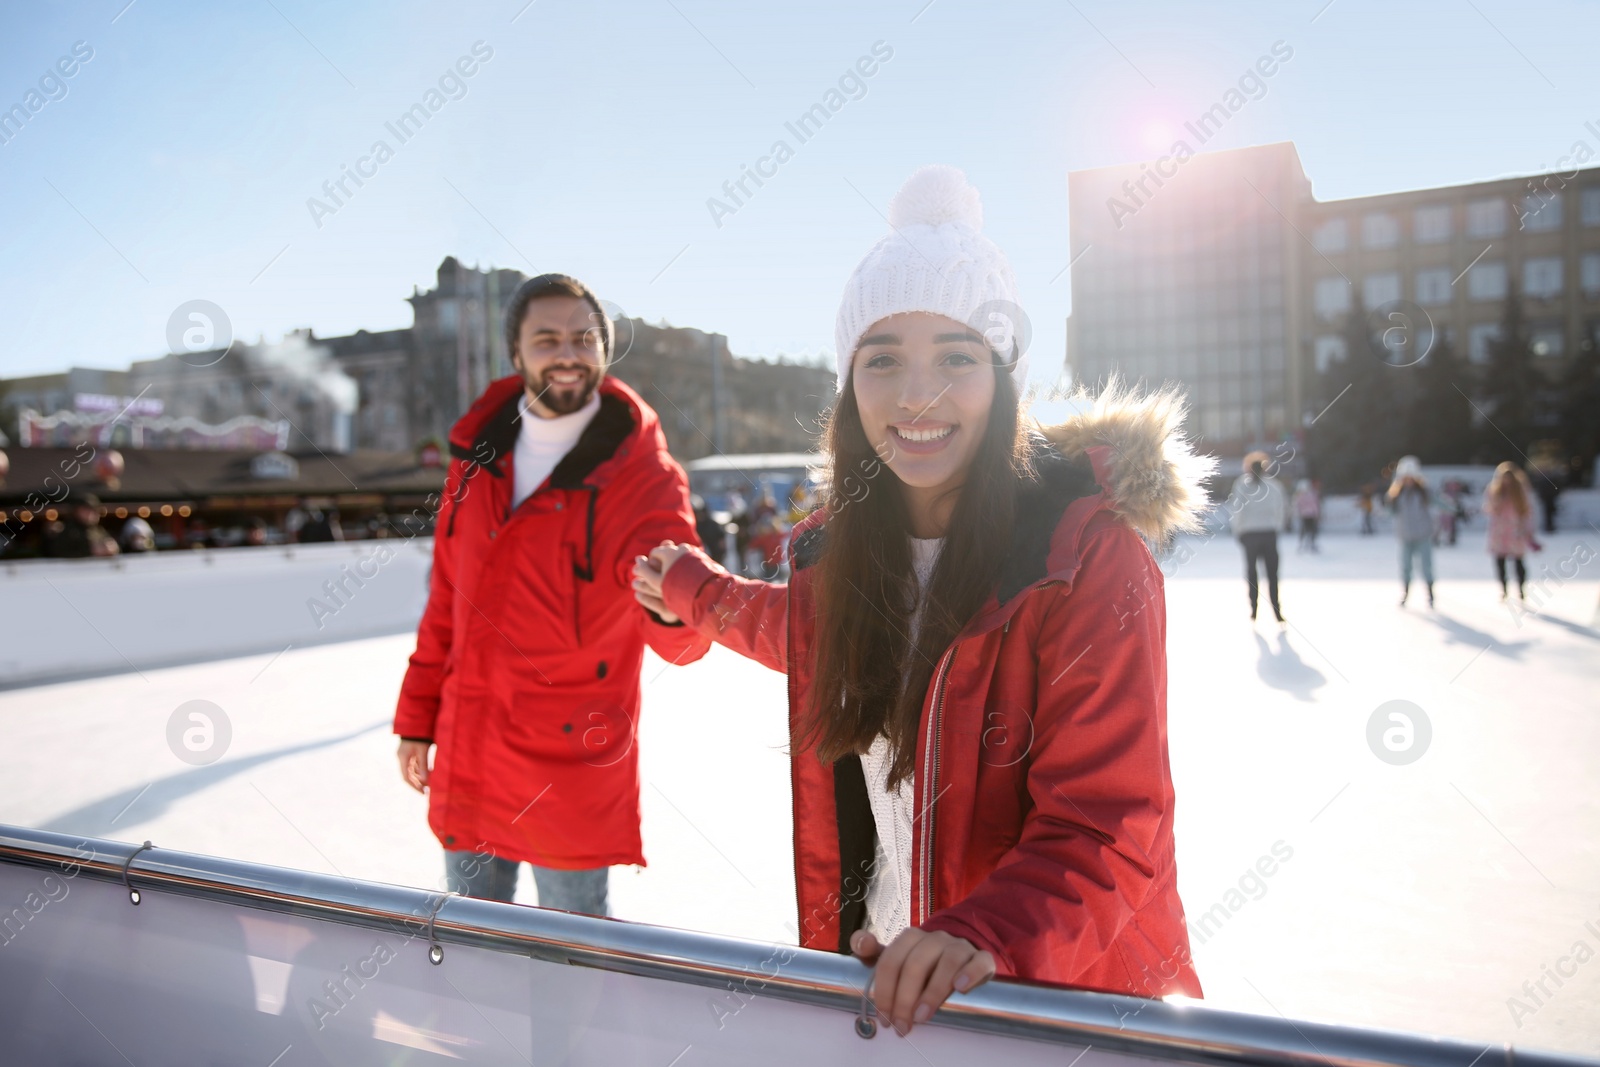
[{"x1": 503, "y1": 274, "x2": 613, "y2": 361}]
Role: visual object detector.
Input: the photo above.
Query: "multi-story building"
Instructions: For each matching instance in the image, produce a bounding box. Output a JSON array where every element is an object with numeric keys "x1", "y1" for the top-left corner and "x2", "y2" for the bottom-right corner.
[
  {"x1": 404, "y1": 257, "x2": 525, "y2": 446},
  {"x1": 399, "y1": 258, "x2": 834, "y2": 459},
  {"x1": 1067, "y1": 142, "x2": 1311, "y2": 453},
  {"x1": 1067, "y1": 141, "x2": 1600, "y2": 457},
  {"x1": 1302, "y1": 171, "x2": 1599, "y2": 372},
  {"x1": 125, "y1": 330, "x2": 353, "y2": 452},
  {"x1": 323, "y1": 328, "x2": 414, "y2": 454},
  {"x1": 605, "y1": 318, "x2": 833, "y2": 459}
]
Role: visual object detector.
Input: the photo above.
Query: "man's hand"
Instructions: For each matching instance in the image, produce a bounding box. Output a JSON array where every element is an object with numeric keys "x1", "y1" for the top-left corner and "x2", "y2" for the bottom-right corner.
[
  {"x1": 851, "y1": 928, "x2": 995, "y2": 1035},
  {"x1": 632, "y1": 541, "x2": 699, "y2": 623},
  {"x1": 397, "y1": 739, "x2": 433, "y2": 793}
]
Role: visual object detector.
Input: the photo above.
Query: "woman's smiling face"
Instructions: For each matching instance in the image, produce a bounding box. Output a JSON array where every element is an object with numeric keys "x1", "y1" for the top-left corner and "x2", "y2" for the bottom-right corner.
[{"x1": 849, "y1": 311, "x2": 996, "y2": 496}]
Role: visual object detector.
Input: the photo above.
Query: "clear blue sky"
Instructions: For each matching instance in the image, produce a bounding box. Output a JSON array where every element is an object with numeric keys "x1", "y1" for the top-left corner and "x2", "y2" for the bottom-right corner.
[{"x1": 0, "y1": 0, "x2": 1593, "y2": 385}]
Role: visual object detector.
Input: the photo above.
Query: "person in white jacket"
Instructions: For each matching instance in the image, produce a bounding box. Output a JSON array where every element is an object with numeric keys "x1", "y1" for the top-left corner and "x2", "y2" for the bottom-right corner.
[{"x1": 1227, "y1": 452, "x2": 1288, "y2": 623}]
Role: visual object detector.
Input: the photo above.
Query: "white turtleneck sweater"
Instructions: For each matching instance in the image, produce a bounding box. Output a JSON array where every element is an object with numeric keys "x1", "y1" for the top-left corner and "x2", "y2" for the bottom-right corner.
[{"x1": 511, "y1": 389, "x2": 601, "y2": 511}]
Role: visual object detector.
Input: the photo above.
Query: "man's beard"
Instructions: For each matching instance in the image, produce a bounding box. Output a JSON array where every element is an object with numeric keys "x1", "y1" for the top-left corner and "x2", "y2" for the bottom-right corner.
[{"x1": 530, "y1": 366, "x2": 598, "y2": 415}]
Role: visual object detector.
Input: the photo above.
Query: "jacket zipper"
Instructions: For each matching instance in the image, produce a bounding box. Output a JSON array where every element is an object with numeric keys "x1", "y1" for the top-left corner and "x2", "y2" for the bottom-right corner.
[{"x1": 917, "y1": 643, "x2": 958, "y2": 925}]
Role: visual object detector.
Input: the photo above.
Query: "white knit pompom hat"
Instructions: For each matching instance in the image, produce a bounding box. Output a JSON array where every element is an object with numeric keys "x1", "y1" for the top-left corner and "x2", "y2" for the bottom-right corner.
[{"x1": 833, "y1": 164, "x2": 1026, "y2": 393}]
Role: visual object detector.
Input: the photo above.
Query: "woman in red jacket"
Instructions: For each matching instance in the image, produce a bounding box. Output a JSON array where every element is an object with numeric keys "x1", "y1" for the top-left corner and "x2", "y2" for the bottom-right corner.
[{"x1": 633, "y1": 166, "x2": 1211, "y2": 1034}]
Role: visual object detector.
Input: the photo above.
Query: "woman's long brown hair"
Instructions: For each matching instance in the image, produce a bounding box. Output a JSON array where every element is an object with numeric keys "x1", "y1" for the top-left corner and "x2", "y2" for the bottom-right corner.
[
  {"x1": 1487, "y1": 461, "x2": 1532, "y2": 517},
  {"x1": 800, "y1": 362, "x2": 1032, "y2": 788}
]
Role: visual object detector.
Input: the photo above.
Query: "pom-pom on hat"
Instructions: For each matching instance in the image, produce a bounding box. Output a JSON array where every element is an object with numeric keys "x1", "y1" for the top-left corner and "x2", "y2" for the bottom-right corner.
[{"x1": 833, "y1": 165, "x2": 1025, "y2": 393}]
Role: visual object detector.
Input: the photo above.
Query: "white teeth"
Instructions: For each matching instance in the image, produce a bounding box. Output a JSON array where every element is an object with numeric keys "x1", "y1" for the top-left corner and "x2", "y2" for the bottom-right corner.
[{"x1": 895, "y1": 425, "x2": 953, "y2": 443}]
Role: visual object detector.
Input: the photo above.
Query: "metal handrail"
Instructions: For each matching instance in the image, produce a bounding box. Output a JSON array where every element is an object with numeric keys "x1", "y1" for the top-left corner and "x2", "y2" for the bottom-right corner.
[{"x1": 0, "y1": 823, "x2": 1588, "y2": 1067}]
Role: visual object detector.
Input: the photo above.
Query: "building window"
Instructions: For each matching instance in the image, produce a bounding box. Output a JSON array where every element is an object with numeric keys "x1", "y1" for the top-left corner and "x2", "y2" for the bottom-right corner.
[
  {"x1": 1416, "y1": 268, "x2": 1453, "y2": 306},
  {"x1": 1468, "y1": 260, "x2": 1508, "y2": 301},
  {"x1": 437, "y1": 301, "x2": 459, "y2": 332},
  {"x1": 1530, "y1": 324, "x2": 1565, "y2": 358},
  {"x1": 1519, "y1": 192, "x2": 1562, "y2": 232},
  {"x1": 1314, "y1": 277, "x2": 1351, "y2": 319},
  {"x1": 1362, "y1": 213, "x2": 1400, "y2": 249},
  {"x1": 1468, "y1": 323, "x2": 1501, "y2": 364},
  {"x1": 1523, "y1": 257, "x2": 1564, "y2": 299},
  {"x1": 1313, "y1": 218, "x2": 1348, "y2": 253},
  {"x1": 1582, "y1": 253, "x2": 1600, "y2": 295},
  {"x1": 1313, "y1": 335, "x2": 1347, "y2": 373},
  {"x1": 1466, "y1": 197, "x2": 1506, "y2": 238},
  {"x1": 1583, "y1": 188, "x2": 1600, "y2": 226},
  {"x1": 1363, "y1": 272, "x2": 1402, "y2": 308},
  {"x1": 1414, "y1": 204, "x2": 1452, "y2": 243}
]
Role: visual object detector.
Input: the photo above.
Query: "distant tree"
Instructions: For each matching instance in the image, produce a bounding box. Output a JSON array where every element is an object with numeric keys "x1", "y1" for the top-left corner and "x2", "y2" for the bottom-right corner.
[
  {"x1": 1558, "y1": 318, "x2": 1600, "y2": 486},
  {"x1": 1477, "y1": 284, "x2": 1542, "y2": 457},
  {"x1": 0, "y1": 379, "x2": 15, "y2": 446},
  {"x1": 1403, "y1": 333, "x2": 1475, "y2": 465},
  {"x1": 1307, "y1": 297, "x2": 1402, "y2": 490}
]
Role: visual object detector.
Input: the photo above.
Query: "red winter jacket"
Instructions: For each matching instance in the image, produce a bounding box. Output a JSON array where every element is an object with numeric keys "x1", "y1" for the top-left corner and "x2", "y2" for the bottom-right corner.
[
  {"x1": 394, "y1": 374, "x2": 710, "y2": 869},
  {"x1": 659, "y1": 400, "x2": 1209, "y2": 998}
]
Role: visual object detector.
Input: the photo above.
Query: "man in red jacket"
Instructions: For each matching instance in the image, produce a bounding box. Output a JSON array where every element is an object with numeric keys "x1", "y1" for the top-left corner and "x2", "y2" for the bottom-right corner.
[{"x1": 393, "y1": 273, "x2": 710, "y2": 914}]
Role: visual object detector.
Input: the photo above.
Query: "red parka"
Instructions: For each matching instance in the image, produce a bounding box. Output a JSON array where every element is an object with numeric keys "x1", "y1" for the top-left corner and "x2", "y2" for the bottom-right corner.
[
  {"x1": 658, "y1": 395, "x2": 1209, "y2": 998},
  {"x1": 394, "y1": 374, "x2": 710, "y2": 869}
]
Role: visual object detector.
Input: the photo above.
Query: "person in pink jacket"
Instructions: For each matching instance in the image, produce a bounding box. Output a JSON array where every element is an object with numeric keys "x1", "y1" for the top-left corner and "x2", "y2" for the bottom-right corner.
[{"x1": 1482, "y1": 461, "x2": 1541, "y2": 600}]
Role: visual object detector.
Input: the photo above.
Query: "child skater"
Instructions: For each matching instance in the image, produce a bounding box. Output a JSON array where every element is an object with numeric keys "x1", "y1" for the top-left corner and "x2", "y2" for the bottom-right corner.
[{"x1": 633, "y1": 166, "x2": 1208, "y2": 1034}]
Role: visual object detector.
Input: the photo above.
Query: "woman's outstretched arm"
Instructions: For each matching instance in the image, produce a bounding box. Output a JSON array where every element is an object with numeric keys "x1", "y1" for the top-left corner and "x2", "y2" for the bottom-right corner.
[{"x1": 633, "y1": 541, "x2": 790, "y2": 674}]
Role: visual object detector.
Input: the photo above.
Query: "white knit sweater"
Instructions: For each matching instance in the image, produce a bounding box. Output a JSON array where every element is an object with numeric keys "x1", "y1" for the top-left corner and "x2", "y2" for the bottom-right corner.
[{"x1": 860, "y1": 535, "x2": 943, "y2": 944}]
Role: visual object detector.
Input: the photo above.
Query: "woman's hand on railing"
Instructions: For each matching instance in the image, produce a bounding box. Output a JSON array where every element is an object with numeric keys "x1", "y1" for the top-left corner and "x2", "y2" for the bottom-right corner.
[
  {"x1": 851, "y1": 928, "x2": 995, "y2": 1036},
  {"x1": 632, "y1": 541, "x2": 699, "y2": 624}
]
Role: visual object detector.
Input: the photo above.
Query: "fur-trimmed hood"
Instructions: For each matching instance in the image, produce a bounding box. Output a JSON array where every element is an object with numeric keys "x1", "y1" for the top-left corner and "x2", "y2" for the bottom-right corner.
[
  {"x1": 1034, "y1": 379, "x2": 1216, "y2": 543},
  {"x1": 792, "y1": 381, "x2": 1216, "y2": 621}
]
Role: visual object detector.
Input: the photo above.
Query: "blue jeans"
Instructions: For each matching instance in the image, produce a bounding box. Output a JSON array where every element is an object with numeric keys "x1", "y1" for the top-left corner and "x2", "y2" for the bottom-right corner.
[
  {"x1": 1399, "y1": 538, "x2": 1434, "y2": 589},
  {"x1": 444, "y1": 849, "x2": 610, "y2": 916}
]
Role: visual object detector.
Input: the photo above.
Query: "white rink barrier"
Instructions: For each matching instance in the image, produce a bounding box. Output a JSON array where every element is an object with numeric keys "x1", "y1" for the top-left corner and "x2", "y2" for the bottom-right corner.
[
  {"x1": 2, "y1": 825, "x2": 1595, "y2": 1067},
  {"x1": 0, "y1": 540, "x2": 434, "y2": 688},
  {"x1": 1202, "y1": 488, "x2": 1600, "y2": 536}
]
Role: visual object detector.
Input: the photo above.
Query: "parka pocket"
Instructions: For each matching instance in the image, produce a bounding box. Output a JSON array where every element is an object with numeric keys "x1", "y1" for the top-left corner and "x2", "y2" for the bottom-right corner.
[{"x1": 489, "y1": 502, "x2": 593, "y2": 673}]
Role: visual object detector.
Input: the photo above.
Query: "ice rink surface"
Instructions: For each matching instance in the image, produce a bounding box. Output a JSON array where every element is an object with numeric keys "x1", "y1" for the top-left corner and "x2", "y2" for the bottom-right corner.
[{"x1": 4, "y1": 524, "x2": 1598, "y2": 1056}]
